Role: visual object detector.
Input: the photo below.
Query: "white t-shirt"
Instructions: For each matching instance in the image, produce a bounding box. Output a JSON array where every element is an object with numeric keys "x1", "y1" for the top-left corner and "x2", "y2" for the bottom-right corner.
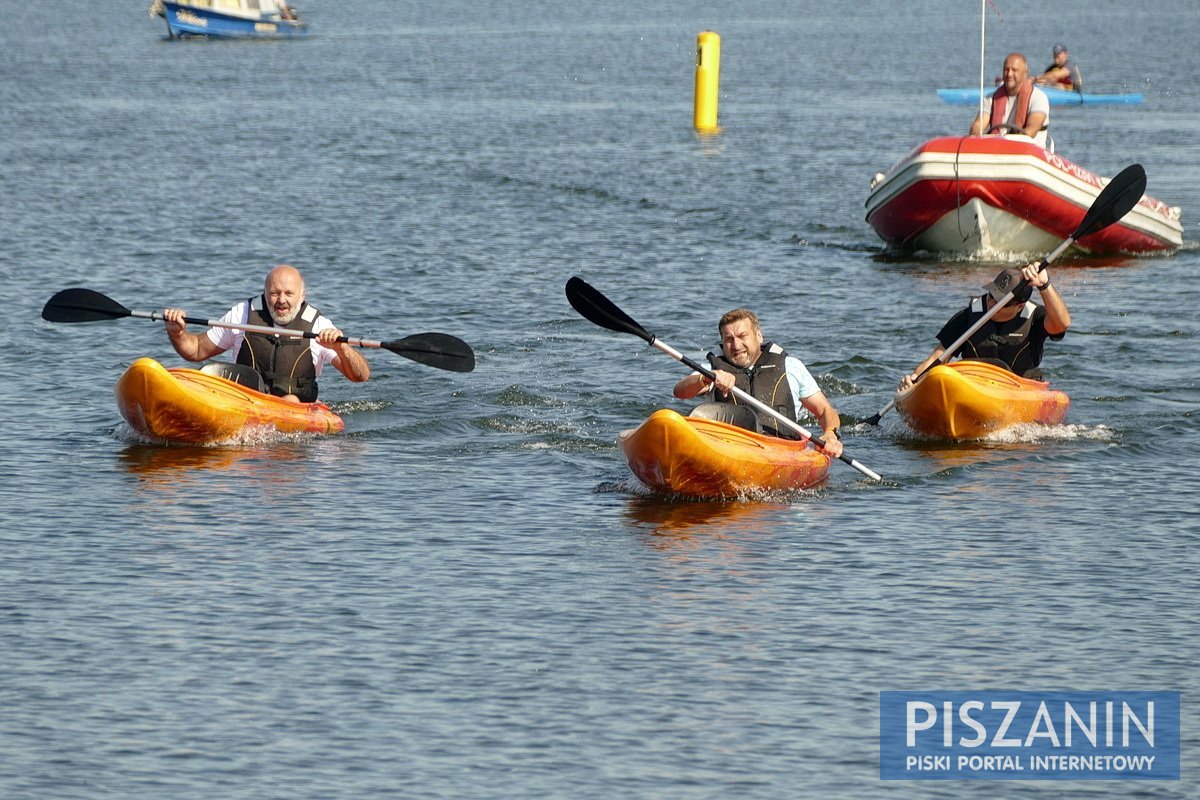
[
  {"x1": 982, "y1": 85, "x2": 1051, "y2": 147},
  {"x1": 695, "y1": 354, "x2": 822, "y2": 418},
  {"x1": 781, "y1": 355, "x2": 822, "y2": 415},
  {"x1": 206, "y1": 299, "x2": 339, "y2": 374}
]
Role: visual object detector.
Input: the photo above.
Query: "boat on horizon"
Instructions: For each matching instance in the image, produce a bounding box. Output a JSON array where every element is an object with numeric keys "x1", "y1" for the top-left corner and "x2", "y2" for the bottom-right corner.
[
  {"x1": 148, "y1": 0, "x2": 308, "y2": 39},
  {"x1": 864, "y1": 135, "x2": 1183, "y2": 257},
  {"x1": 937, "y1": 86, "x2": 1143, "y2": 106}
]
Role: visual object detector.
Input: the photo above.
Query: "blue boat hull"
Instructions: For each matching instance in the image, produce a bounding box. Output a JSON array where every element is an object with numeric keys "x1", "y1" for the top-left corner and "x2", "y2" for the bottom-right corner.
[
  {"x1": 161, "y1": 2, "x2": 308, "y2": 39},
  {"x1": 937, "y1": 86, "x2": 1142, "y2": 106}
]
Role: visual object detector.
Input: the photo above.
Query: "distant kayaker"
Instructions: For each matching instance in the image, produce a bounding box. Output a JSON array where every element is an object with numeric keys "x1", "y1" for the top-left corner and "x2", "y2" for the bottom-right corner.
[
  {"x1": 1035, "y1": 43, "x2": 1083, "y2": 92},
  {"x1": 673, "y1": 308, "x2": 844, "y2": 458},
  {"x1": 898, "y1": 264, "x2": 1069, "y2": 389},
  {"x1": 969, "y1": 53, "x2": 1051, "y2": 148},
  {"x1": 162, "y1": 264, "x2": 370, "y2": 402}
]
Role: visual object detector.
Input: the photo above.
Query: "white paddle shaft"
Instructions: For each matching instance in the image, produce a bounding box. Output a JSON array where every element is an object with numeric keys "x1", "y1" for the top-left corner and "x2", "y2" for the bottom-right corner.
[
  {"x1": 650, "y1": 339, "x2": 883, "y2": 482},
  {"x1": 135, "y1": 309, "x2": 384, "y2": 349}
]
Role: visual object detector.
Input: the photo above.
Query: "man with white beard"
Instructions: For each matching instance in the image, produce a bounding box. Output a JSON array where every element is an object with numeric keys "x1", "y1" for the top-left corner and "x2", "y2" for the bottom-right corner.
[{"x1": 163, "y1": 264, "x2": 370, "y2": 402}]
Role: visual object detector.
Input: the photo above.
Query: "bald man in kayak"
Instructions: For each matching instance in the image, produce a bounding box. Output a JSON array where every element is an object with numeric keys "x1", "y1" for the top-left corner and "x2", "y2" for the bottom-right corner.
[
  {"x1": 969, "y1": 52, "x2": 1051, "y2": 148},
  {"x1": 898, "y1": 263, "x2": 1070, "y2": 390},
  {"x1": 673, "y1": 308, "x2": 844, "y2": 458},
  {"x1": 162, "y1": 264, "x2": 370, "y2": 402}
]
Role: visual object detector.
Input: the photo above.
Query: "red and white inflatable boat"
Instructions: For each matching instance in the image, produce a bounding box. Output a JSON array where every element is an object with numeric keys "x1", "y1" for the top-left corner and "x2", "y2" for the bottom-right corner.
[{"x1": 864, "y1": 135, "x2": 1183, "y2": 256}]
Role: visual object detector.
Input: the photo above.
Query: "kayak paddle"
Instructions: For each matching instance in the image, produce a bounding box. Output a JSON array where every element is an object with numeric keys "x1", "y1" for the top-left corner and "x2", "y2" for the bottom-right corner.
[
  {"x1": 41, "y1": 288, "x2": 476, "y2": 373},
  {"x1": 565, "y1": 276, "x2": 883, "y2": 482},
  {"x1": 864, "y1": 162, "x2": 1148, "y2": 426}
]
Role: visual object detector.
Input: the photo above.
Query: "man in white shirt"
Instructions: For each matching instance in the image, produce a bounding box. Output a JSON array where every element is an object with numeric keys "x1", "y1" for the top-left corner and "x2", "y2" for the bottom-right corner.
[
  {"x1": 162, "y1": 264, "x2": 370, "y2": 402},
  {"x1": 969, "y1": 53, "x2": 1051, "y2": 149}
]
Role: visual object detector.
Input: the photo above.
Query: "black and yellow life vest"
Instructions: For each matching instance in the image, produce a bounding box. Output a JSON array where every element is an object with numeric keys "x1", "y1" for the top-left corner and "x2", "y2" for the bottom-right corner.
[
  {"x1": 235, "y1": 295, "x2": 321, "y2": 402},
  {"x1": 953, "y1": 295, "x2": 1041, "y2": 376},
  {"x1": 707, "y1": 342, "x2": 799, "y2": 438}
]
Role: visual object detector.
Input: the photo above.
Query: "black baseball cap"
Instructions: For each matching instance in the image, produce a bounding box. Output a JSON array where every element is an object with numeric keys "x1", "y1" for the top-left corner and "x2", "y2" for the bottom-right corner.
[{"x1": 983, "y1": 268, "x2": 1033, "y2": 304}]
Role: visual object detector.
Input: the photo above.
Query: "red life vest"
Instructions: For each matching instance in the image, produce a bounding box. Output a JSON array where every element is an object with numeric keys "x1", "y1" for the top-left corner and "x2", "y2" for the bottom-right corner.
[
  {"x1": 989, "y1": 79, "x2": 1034, "y2": 131},
  {"x1": 1042, "y1": 61, "x2": 1079, "y2": 91}
]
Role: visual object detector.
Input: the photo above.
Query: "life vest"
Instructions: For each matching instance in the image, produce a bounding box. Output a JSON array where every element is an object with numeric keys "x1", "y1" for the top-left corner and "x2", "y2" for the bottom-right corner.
[
  {"x1": 236, "y1": 295, "x2": 321, "y2": 402},
  {"x1": 1042, "y1": 61, "x2": 1080, "y2": 91},
  {"x1": 707, "y1": 342, "x2": 799, "y2": 438},
  {"x1": 952, "y1": 295, "x2": 1043, "y2": 376},
  {"x1": 1043, "y1": 63, "x2": 1073, "y2": 91},
  {"x1": 989, "y1": 79, "x2": 1045, "y2": 132}
]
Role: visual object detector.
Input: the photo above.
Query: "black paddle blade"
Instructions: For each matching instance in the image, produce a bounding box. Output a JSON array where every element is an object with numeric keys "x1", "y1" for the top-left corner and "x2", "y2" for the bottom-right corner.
[
  {"x1": 382, "y1": 333, "x2": 476, "y2": 372},
  {"x1": 1073, "y1": 164, "x2": 1147, "y2": 239},
  {"x1": 42, "y1": 288, "x2": 131, "y2": 323},
  {"x1": 565, "y1": 276, "x2": 654, "y2": 344}
]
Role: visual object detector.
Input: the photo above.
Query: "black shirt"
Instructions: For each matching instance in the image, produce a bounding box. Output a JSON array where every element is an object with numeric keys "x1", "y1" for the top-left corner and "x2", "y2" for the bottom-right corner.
[{"x1": 936, "y1": 296, "x2": 1065, "y2": 376}]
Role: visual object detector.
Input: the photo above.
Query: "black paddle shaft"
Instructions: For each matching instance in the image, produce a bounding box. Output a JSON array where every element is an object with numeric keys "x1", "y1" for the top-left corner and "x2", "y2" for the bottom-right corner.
[
  {"x1": 864, "y1": 163, "x2": 1148, "y2": 426},
  {"x1": 42, "y1": 287, "x2": 476, "y2": 372}
]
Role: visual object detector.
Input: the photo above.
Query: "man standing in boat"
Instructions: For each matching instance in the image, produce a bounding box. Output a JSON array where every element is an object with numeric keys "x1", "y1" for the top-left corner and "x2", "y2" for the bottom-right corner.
[
  {"x1": 161, "y1": 264, "x2": 370, "y2": 402},
  {"x1": 898, "y1": 264, "x2": 1069, "y2": 389},
  {"x1": 1035, "y1": 43, "x2": 1083, "y2": 92},
  {"x1": 969, "y1": 53, "x2": 1051, "y2": 149},
  {"x1": 673, "y1": 308, "x2": 844, "y2": 458}
]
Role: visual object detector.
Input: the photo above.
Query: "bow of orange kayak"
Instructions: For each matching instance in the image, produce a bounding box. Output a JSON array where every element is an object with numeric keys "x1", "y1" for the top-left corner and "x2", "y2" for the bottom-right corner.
[
  {"x1": 895, "y1": 361, "x2": 1069, "y2": 440},
  {"x1": 115, "y1": 357, "x2": 344, "y2": 444},
  {"x1": 618, "y1": 408, "x2": 830, "y2": 498}
]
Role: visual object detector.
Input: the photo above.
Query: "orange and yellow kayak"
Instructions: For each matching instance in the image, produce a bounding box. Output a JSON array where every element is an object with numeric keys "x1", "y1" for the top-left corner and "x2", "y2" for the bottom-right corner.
[
  {"x1": 618, "y1": 408, "x2": 831, "y2": 498},
  {"x1": 894, "y1": 360, "x2": 1069, "y2": 440},
  {"x1": 115, "y1": 357, "x2": 344, "y2": 444}
]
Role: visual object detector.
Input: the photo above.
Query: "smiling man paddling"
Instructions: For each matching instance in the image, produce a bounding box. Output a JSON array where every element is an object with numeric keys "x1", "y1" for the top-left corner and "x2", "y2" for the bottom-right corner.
[
  {"x1": 162, "y1": 264, "x2": 370, "y2": 402},
  {"x1": 673, "y1": 308, "x2": 844, "y2": 458}
]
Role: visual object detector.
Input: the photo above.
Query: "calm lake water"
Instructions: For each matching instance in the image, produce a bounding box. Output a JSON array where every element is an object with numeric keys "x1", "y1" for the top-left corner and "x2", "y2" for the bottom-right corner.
[{"x1": 2, "y1": 1, "x2": 1197, "y2": 797}]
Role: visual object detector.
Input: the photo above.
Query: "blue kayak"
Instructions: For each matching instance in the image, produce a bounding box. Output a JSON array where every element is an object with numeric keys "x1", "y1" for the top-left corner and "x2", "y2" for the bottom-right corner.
[{"x1": 937, "y1": 86, "x2": 1143, "y2": 105}]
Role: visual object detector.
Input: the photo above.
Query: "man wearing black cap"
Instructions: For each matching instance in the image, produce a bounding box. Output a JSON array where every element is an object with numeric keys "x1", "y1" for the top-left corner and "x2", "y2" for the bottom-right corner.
[
  {"x1": 898, "y1": 263, "x2": 1069, "y2": 389},
  {"x1": 1036, "y1": 43, "x2": 1083, "y2": 91}
]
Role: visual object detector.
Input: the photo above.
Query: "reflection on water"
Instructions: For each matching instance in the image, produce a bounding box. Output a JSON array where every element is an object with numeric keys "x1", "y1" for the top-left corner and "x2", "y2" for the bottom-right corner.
[
  {"x1": 115, "y1": 436, "x2": 372, "y2": 511},
  {"x1": 624, "y1": 495, "x2": 793, "y2": 540},
  {"x1": 117, "y1": 442, "x2": 310, "y2": 487},
  {"x1": 893, "y1": 436, "x2": 1046, "y2": 475},
  {"x1": 692, "y1": 128, "x2": 725, "y2": 156},
  {"x1": 893, "y1": 421, "x2": 1114, "y2": 474},
  {"x1": 873, "y1": 250, "x2": 1139, "y2": 270}
]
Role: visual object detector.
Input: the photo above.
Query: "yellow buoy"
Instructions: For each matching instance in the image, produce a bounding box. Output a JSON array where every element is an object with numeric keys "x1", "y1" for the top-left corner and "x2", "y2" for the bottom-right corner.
[{"x1": 694, "y1": 31, "x2": 720, "y2": 132}]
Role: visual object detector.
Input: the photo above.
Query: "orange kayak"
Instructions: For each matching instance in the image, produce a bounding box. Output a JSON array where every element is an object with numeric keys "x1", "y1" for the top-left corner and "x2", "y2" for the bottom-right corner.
[
  {"x1": 894, "y1": 360, "x2": 1069, "y2": 440},
  {"x1": 114, "y1": 357, "x2": 344, "y2": 444},
  {"x1": 618, "y1": 408, "x2": 831, "y2": 498}
]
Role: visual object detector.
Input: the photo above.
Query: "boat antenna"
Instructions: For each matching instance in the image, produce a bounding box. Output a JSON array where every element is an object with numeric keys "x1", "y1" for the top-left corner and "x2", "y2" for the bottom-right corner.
[
  {"x1": 978, "y1": 0, "x2": 1005, "y2": 131},
  {"x1": 977, "y1": 0, "x2": 986, "y2": 128}
]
